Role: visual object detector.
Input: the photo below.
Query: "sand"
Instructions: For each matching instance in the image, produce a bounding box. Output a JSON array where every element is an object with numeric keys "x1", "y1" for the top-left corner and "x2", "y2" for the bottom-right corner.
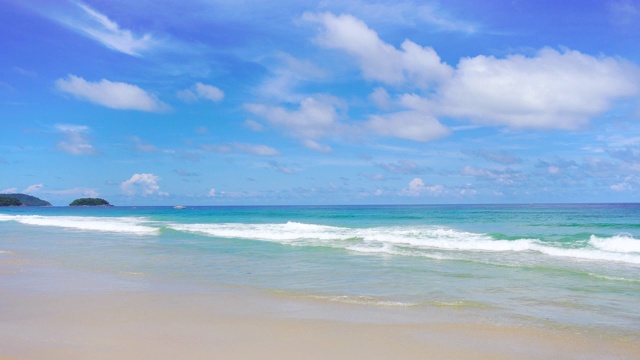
[{"x1": 1, "y1": 256, "x2": 639, "y2": 359}]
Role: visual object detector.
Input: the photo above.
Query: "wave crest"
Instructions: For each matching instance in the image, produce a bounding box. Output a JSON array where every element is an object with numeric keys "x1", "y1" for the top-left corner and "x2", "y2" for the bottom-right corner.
[{"x1": 0, "y1": 214, "x2": 158, "y2": 235}]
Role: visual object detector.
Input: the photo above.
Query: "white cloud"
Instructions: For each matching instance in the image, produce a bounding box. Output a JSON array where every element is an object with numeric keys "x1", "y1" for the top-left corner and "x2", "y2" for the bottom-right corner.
[
  {"x1": 208, "y1": 188, "x2": 217, "y2": 197},
  {"x1": 611, "y1": 175, "x2": 639, "y2": 191},
  {"x1": 56, "y1": 124, "x2": 95, "y2": 155},
  {"x1": 370, "y1": 87, "x2": 392, "y2": 109},
  {"x1": 246, "y1": 97, "x2": 343, "y2": 151},
  {"x1": 56, "y1": 75, "x2": 167, "y2": 112},
  {"x1": 23, "y1": 184, "x2": 44, "y2": 194},
  {"x1": 435, "y1": 48, "x2": 639, "y2": 129},
  {"x1": 303, "y1": 12, "x2": 452, "y2": 87},
  {"x1": 178, "y1": 82, "x2": 224, "y2": 103},
  {"x1": 367, "y1": 110, "x2": 450, "y2": 142},
  {"x1": 305, "y1": 13, "x2": 640, "y2": 135},
  {"x1": 401, "y1": 178, "x2": 445, "y2": 196},
  {"x1": 120, "y1": 173, "x2": 168, "y2": 196},
  {"x1": 1, "y1": 187, "x2": 18, "y2": 193},
  {"x1": 55, "y1": 2, "x2": 155, "y2": 56}
]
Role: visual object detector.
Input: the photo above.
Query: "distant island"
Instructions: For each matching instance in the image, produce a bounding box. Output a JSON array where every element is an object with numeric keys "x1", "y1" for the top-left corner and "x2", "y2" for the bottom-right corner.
[
  {"x1": 0, "y1": 193, "x2": 51, "y2": 206},
  {"x1": 69, "y1": 198, "x2": 112, "y2": 206}
]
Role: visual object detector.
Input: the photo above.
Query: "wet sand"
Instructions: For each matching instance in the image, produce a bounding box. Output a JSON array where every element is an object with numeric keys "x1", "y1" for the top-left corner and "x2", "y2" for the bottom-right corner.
[{"x1": 1, "y1": 255, "x2": 639, "y2": 360}]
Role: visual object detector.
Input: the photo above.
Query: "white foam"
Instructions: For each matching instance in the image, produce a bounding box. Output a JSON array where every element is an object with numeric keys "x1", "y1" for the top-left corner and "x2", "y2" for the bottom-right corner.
[
  {"x1": 167, "y1": 221, "x2": 640, "y2": 265},
  {"x1": 0, "y1": 214, "x2": 158, "y2": 235},
  {"x1": 530, "y1": 244, "x2": 640, "y2": 264},
  {"x1": 589, "y1": 234, "x2": 640, "y2": 253}
]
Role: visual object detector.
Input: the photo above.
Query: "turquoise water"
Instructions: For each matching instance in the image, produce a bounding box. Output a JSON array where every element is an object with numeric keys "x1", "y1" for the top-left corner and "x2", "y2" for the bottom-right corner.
[{"x1": 1, "y1": 204, "x2": 639, "y2": 333}]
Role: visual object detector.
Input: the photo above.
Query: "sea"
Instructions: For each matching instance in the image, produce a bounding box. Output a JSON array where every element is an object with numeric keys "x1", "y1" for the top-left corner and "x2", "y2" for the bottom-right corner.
[{"x1": 1, "y1": 204, "x2": 639, "y2": 337}]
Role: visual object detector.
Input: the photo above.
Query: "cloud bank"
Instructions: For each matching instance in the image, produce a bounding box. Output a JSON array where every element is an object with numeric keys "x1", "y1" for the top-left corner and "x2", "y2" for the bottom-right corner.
[{"x1": 293, "y1": 12, "x2": 640, "y2": 142}]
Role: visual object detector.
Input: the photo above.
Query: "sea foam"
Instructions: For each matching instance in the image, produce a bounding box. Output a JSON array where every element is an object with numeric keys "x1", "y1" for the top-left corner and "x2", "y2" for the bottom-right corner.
[
  {"x1": 166, "y1": 221, "x2": 640, "y2": 264},
  {"x1": 0, "y1": 214, "x2": 158, "y2": 235},
  {"x1": 589, "y1": 233, "x2": 640, "y2": 253}
]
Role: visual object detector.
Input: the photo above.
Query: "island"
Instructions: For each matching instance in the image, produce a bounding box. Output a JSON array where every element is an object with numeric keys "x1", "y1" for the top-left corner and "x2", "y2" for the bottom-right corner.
[
  {"x1": 0, "y1": 193, "x2": 51, "y2": 206},
  {"x1": 69, "y1": 198, "x2": 112, "y2": 206}
]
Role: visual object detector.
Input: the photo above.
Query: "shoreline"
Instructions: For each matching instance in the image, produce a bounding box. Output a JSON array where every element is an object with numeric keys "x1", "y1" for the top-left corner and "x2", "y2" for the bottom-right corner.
[{"x1": 1, "y1": 252, "x2": 639, "y2": 360}]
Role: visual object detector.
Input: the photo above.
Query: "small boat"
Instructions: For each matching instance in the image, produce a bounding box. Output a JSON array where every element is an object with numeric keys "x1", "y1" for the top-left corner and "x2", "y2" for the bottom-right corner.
[{"x1": 173, "y1": 205, "x2": 186, "y2": 209}]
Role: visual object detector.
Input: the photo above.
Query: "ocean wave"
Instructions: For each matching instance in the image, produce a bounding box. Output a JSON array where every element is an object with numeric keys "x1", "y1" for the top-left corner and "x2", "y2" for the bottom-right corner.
[
  {"x1": 589, "y1": 233, "x2": 640, "y2": 253},
  {"x1": 166, "y1": 221, "x2": 640, "y2": 265},
  {"x1": 0, "y1": 214, "x2": 159, "y2": 235}
]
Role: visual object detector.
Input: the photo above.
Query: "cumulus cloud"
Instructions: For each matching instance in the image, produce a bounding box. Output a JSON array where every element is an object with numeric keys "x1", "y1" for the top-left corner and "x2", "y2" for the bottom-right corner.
[
  {"x1": 1, "y1": 187, "x2": 18, "y2": 193},
  {"x1": 435, "y1": 48, "x2": 639, "y2": 129},
  {"x1": 56, "y1": 75, "x2": 167, "y2": 112},
  {"x1": 303, "y1": 12, "x2": 452, "y2": 87},
  {"x1": 401, "y1": 178, "x2": 445, "y2": 196},
  {"x1": 53, "y1": 2, "x2": 155, "y2": 56},
  {"x1": 208, "y1": 188, "x2": 217, "y2": 197},
  {"x1": 177, "y1": 82, "x2": 224, "y2": 103},
  {"x1": 303, "y1": 13, "x2": 640, "y2": 138},
  {"x1": 246, "y1": 97, "x2": 343, "y2": 151},
  {"x1": 120, "y1": 173, "x2": 168, "y2": 196},
  {"x1": 55, "y1": 124, "x2": 96, "y2": 155},
  {"x1": 370, "y1": 87, "x2": 392, "y2": 109}
]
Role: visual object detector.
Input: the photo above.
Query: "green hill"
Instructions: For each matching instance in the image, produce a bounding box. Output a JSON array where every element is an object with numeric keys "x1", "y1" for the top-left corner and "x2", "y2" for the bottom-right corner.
[
  {"x1": 0, "y1": 193, "x2": 51, "y2": 206},
  {"x1": 69, "y1": 198, "x2": 111, "y2": 206},
  {"x1": 0, "y1": 196, "x2": 22, "y2": 206}
]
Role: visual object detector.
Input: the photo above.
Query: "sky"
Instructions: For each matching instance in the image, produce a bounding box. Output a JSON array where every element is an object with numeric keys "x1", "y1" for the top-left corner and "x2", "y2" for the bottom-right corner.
[{"x1": 1, "y1": 0, "x2": 640, "y2": 206}]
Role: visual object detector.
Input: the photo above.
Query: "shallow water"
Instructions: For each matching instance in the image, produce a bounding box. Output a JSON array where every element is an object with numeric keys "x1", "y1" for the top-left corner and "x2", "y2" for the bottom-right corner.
[{"x1": 1, "y1": 204, "x2": 639, "y2": 335}]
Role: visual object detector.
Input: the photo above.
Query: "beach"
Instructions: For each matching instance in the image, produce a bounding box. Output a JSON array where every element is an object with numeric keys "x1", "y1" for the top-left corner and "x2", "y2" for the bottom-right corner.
[
  {"x1": 1, "y1": 205, "x2": 639, "y2": 359},
  {"x1": 2, "y1": 257, "x2": 638, "y2": 360}
]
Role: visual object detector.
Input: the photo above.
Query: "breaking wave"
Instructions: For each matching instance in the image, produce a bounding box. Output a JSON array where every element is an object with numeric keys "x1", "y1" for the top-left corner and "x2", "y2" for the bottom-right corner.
[
  {"x1": 166, "y1": 221, "x2": 640, "y2": 265},
  {"x1": 0, "y1": 214, "x2": 158, "y2": 235}
]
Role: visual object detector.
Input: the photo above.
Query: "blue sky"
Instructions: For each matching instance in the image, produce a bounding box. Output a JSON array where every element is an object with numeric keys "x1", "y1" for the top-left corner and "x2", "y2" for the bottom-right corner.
[{"x1": 2, "y1": 0, "x2": 640, "y2": 205}]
